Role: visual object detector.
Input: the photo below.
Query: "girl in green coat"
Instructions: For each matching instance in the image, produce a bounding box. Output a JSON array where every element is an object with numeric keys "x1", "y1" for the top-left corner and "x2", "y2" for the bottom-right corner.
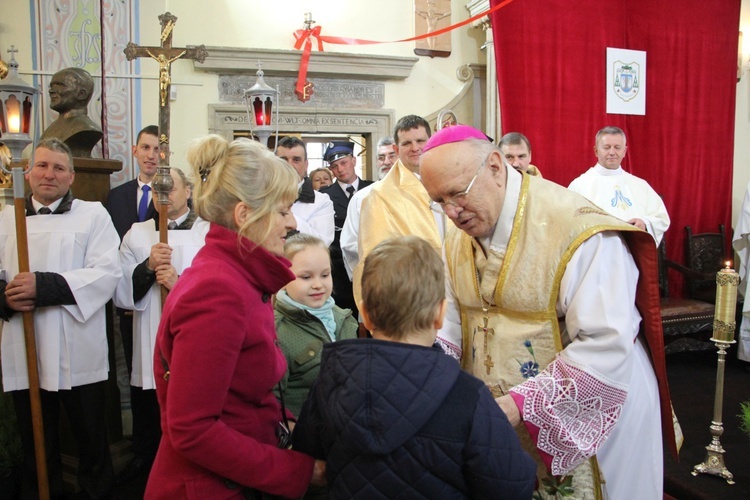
[{"x1": 275, "y1": 233, "x2": 359, "y2": 416}]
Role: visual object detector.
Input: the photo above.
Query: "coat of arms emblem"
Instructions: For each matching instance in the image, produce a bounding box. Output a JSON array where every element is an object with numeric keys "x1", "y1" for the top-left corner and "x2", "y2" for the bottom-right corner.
[{"x1": 613, "y1": 61, "x2": 640, "y2": 102}]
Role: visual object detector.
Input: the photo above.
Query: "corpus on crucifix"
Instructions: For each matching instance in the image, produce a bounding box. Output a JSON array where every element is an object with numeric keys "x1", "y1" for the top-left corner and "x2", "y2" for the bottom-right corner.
[{"x1": 124, "y1": 11, "x2": 207, "y2": 301}]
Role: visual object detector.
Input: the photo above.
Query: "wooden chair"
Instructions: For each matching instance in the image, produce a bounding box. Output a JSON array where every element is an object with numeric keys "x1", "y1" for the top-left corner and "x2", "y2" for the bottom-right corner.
[
  {"x1": 683, "y1": 225, "x2": 728, "y2": 303},
  {"x1": 658, "y1": 237, "x2": 716, "y2": 354}
]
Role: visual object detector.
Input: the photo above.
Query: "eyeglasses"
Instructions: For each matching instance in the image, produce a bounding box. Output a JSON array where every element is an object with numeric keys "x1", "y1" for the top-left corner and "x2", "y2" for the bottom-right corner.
[{"x1": 437, "y1": 154, "x2": 490, "y2": 209}]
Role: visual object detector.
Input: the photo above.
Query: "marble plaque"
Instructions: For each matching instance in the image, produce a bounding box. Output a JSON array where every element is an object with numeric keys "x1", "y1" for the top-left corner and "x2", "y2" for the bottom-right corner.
[{"x1": 219, "y1": 75, "x2": 384, "y2": 109}]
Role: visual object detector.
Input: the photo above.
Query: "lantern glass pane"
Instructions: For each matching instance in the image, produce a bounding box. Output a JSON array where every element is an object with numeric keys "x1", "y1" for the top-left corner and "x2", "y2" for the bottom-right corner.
[{"x1": 5, "y1": 95, "x2": 20, "y2": 134}]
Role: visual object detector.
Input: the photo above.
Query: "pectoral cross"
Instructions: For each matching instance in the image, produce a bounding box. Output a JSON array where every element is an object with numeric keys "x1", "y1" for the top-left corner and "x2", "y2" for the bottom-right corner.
[
  {"x1": 479, "y1": 314, "x2": 494, "y2": 375},
  {"x1": 484, "y1": 355, "x2": 494, "y2": 375}
]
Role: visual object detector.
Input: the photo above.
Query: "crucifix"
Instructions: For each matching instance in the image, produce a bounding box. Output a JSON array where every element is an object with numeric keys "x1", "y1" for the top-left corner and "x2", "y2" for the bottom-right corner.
[
  {"x1": 478, "y1": 315, "x2": 495, "y2": 375},
  {"x1": 124, "y1": 12, "x2": 207, "y2": 302}
]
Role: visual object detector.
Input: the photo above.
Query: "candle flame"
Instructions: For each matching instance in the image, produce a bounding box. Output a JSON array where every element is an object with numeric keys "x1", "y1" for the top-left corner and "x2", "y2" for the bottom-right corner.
[
  {"x1": 726, "y1": 261, "x2": 732, "y2": 269},
  {"x1": 7, "y1": 114, "x2": 20, "y2": 134}
]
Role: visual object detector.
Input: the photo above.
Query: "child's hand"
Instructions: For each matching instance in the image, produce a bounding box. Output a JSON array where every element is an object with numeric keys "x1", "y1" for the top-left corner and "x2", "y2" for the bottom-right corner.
[
  {"x1": 311, "y1": 459, "x2": 327, "y2": 486},
  {"x1": 496, "y1": 395, "x2": 521, "y2": 426}
]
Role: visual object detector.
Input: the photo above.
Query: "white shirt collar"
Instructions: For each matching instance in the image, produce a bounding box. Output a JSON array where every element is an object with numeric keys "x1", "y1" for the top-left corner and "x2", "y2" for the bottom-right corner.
[
  {"x1": 593, "y1": 163, "x2": 624, "y2": 176},
  {"x1": 480, "y1": 165, "x2": 522, "y2": 255},
  {"x1": 170, "y1": 210, "x2": 190, "y2": 228},
  {"x1": 337, "y1": 178, "x2": 359, "y2": 192},
  {"x1": 31, "y1": 196, "x2": 64, "y2": 213}
]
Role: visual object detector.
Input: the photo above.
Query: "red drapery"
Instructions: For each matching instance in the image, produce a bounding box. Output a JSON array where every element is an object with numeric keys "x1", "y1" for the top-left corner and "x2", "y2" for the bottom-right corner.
[{"x1": 491, "y1": 0, "x2": 740, "y2": 293}]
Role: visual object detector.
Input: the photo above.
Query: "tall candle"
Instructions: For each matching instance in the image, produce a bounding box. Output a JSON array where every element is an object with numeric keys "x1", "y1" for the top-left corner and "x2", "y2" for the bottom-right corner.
[{"x1": 713, "y1": 262, "x2": 739, "y2": 342}]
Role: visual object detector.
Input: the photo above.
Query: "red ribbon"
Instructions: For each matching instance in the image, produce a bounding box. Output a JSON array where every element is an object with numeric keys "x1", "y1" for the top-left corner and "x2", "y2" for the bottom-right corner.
[{"x1": 292, "y1": 0, "x2": 515, "y2": 94}]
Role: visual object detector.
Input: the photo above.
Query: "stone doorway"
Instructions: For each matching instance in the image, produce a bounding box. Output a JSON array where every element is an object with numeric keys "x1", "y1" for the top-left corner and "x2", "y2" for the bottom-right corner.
[{"x1": 208, "y1": 106, "x2": 395, "y2": 181}]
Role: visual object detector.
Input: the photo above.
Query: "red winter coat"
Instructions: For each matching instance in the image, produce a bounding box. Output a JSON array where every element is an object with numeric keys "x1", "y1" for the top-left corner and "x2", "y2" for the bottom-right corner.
[{"x1": 145, "y1": 223, "x2": 315, "y2": 499}]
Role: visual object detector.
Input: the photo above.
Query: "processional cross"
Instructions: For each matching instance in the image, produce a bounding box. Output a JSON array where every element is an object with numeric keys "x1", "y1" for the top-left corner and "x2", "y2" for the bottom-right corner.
[{"x1": 124, "y1": 12, "x2": 208, "y2": 302}]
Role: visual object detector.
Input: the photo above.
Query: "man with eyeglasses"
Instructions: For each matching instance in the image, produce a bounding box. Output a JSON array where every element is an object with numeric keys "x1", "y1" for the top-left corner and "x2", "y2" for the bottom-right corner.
[
  {"x1": 568, "y1": 126, "x2": 670, "y2": 245},
  {"x1": 351, "y1": 115, "x2": 445, "y2": 313},
  {"x1": 420, "y1": 125, "x2": 679, "y2": 500}
]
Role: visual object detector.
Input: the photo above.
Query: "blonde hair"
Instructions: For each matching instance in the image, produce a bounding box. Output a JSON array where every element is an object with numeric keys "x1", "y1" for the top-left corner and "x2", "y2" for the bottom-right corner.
[
  {"x1": 0, "y1": 143, "x2": 11, "y2": 167},
  {"x1": 187, "y1": 135, "x2": 298, "y2": 244},
  {"x1": 283, "y1": 233, "x2": 330, "y2": 261},
  {"x1": 310, "y1": 167, "x2": 333, "y2": 183},
  {"x1": 361, "y1": 236, "x2": 445, "y2": 339}
]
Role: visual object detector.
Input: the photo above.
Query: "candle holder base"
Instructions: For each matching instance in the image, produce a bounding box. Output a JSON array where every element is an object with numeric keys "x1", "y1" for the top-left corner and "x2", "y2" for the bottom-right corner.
[
  {"x1": 692, "y1": 442, "x2": 734, "y2": 485},
  {"x1": 692, "y1": 338, "x2": 736, "y2": 486}
]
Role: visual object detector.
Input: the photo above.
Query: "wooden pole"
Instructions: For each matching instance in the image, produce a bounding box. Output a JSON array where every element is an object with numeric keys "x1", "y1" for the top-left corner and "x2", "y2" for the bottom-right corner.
[
  {"x1": 153, "y1": 170, "x2": 171, "y2": 306},
  {"x1": 10, "y1": 165, "x2": 49, "y2": 500}
]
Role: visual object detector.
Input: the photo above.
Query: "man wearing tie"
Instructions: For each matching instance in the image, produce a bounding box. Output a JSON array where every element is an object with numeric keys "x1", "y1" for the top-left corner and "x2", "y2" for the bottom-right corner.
[
  {"x1": 319, "y1": 141, "x2": 373, "y2": 316},
  {"x1": 114, "y1": 168, "x2": 208, "y2": 482},
  {"x1": 0, "y1": 139, "x2": 121, "y2": 498},
  {"x1": 104, "y1": 125, "x2": 159, "y2": 482}
]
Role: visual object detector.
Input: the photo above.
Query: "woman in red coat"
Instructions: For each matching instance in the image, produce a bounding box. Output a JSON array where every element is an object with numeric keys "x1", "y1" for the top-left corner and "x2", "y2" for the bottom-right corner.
[{"x1": 145, "y1": 135, "x2": 326, "y2": 499}]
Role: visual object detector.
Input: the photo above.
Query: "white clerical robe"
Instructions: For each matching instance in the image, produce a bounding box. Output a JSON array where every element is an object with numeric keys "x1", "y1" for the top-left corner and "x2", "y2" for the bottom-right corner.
[
  {"x1": 0, "y1": 201, "x2": 121, "y2": 391},
  {"x1": 340, "y1": 183, "x2": 374, "y2": 279},
  {"x1": 113, "y1": 218, "x2": 209, "y2": 389},
  {"x1": 439, "y1": 166, "x2": 663, "y2": 499},
  {"x1": 568, "y1": 164, "x2": 670, "y2": 245},
  {"x1": 732, "y1": 181, "x2": 750, "y2": 362},
  {"x1": 292, "y1": 182, "x2": 335, "y2": 247}
]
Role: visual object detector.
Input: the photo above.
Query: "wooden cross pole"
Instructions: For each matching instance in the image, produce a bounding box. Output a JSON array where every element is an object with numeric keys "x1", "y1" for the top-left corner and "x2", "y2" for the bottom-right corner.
[{"x1": 124, "y1": 12, "x2": 207, "y2": 303}]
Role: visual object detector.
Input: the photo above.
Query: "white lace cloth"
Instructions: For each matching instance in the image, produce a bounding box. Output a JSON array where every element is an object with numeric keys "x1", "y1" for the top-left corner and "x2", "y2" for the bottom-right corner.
[{"x1": 512, "y1": 355, "x2": 627, "y2": 475}]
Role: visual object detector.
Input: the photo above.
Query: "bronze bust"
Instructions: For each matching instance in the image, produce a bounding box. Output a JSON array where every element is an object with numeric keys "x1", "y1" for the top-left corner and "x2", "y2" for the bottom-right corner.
[{"x1": 40, "y1": 67, "x2": 103, "y2": 158}]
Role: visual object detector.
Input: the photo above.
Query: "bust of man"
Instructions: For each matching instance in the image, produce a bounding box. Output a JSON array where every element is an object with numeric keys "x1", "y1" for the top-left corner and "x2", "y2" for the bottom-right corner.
[{"x1": 39, "y1": 67, "x2": 103, "y2": 158}]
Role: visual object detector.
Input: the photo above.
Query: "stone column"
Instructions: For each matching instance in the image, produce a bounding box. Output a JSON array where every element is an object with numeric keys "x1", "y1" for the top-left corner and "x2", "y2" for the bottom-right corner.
[{"x1": 466, "y1": 0, "x2": 501, "y2": 139}]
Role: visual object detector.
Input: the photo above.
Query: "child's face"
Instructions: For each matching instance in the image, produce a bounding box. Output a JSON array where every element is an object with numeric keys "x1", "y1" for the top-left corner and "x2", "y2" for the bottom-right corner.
[{"x1": 285, "y1": 246, "x2": 333, "y2": 308}]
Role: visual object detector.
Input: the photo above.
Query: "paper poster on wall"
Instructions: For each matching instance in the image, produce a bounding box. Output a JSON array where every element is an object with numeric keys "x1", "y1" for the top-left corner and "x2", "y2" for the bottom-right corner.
[{"x1": 607, "y1": 48, "x2": 646, "y2": 115}]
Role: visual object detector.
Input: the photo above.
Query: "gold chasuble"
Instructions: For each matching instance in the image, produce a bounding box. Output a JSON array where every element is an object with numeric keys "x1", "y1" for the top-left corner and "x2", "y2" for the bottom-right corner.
[
  {"x1": 445, "y1": 175, "x2": 678, "y2": 499},
  {"x1": 353, "y1": 160, "x2": 442, "y2": 305}
]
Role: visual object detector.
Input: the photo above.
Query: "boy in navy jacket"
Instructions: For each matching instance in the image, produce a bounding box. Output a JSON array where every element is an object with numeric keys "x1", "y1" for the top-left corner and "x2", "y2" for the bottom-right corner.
[{"x1": 293, "y1": 236, "x2": 536, "y2": 499}]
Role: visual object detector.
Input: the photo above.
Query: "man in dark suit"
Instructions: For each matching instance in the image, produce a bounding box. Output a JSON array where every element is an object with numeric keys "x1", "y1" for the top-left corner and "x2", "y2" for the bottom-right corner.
[
  {"x1": 319, "y1": 141, "x2": 373, "y2": 316},
  {"x1": 106, "y1": 125, "x2": 158, "y2": 239},
  {"x1": 104, "y1": 125, "x2": 158, "y2": 482}
]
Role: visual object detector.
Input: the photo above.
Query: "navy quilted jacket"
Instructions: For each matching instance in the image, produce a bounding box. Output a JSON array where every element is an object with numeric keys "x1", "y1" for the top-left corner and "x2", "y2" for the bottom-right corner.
[{"x1": 293, "y1": 338, "x2": 536, "y2": 499}]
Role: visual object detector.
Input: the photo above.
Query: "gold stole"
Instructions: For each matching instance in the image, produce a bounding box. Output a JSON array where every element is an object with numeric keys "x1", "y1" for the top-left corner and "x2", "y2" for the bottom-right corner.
[
  {"x1": 352, "y1": 160, "x2": 441, "y2": 305},
  {"x1": 445, "y1": 175, "x2": 640, "y2": 499}
]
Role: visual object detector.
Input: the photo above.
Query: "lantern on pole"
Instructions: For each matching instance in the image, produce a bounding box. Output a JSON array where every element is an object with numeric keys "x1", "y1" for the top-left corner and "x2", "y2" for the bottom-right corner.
[
  {"x1": 243, "y1": 62, "x2": 279, "y2": 151},
  {"x1": 0, "y1": 45, "x2": 49, "y2": 500},
  {"x1": 0, "y1": 46, "x2": 39, "y2": 161}
]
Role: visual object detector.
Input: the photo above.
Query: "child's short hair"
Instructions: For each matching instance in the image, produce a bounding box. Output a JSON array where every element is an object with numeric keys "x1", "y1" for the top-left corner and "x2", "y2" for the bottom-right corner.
[
  {"x1": 361, "y1": 236, "x2": 444, "y2": 338},
  {"x1": 283, "y1": 233, "x2": 330, "y2": 261}
]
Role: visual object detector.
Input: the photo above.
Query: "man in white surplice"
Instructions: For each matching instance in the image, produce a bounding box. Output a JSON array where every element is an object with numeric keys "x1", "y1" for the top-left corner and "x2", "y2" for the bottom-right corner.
[
  {"x1": 113, "y1": 168, "x2": 208, "y2": 478},
  {"x1": 568, "y1": 126, "x2": 670, "y2": 245},
  {"x1": 420, "y1": 125, "x2": 678, "y2": 500},
  {"x1": 0, "y1": 138, "x2": 121, "y2": 498}
]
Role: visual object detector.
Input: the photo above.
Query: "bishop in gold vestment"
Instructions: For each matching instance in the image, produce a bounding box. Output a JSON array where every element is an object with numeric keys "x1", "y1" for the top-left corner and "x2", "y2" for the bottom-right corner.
[{"x1": 420, "y1": 125, "x2": 680, "y2": 500}]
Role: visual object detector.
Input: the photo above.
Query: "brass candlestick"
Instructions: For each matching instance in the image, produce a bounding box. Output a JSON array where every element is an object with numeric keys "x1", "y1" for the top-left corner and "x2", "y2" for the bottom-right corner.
[{"x1": 692, "y1": 263, "x2": 739, "y2": 484}]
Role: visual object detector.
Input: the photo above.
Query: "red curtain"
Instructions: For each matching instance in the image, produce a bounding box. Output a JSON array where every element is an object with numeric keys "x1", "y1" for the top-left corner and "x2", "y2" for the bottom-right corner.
[{"x1": 491, "y1": 0, "x2": 740, "y2": 294}]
